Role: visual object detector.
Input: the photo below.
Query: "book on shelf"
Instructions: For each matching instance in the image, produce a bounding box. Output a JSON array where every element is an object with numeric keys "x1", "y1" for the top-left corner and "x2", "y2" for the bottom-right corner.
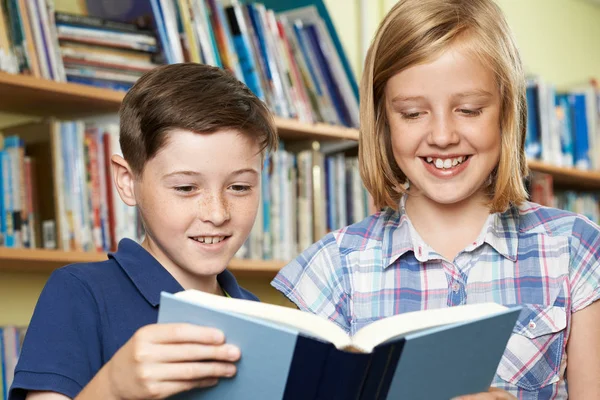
[
  {"x1": 0, "y1": 0, "x2": 359, "y2": 128},
  {"x1": 158, "y1": 289, "x2": 521, "y2": 400},
  {"x1": 525, "y1": 76, "x2": 600, "y2": 172}
]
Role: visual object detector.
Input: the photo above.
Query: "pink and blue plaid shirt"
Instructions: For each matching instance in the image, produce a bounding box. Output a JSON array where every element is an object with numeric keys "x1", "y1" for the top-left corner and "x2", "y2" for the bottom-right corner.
[{"x1": 271, "y1": 197, "x2": 600, "y2": 399}]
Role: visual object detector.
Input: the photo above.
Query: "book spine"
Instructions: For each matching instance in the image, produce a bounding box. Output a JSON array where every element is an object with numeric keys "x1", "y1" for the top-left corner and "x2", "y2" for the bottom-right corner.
[
  {"x1": 315, "y1": 346, "x2": 372, "y2": 399},
  {"x1": 359, "y1": 341, "x2": 404, "y2": 400},
  {"x1": 281, "y1": 336, "x2": 332, "y2": 400}
]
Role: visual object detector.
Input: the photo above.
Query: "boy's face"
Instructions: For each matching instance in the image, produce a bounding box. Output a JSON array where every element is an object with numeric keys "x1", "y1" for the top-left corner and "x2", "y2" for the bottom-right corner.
[
  {"x1": 384, "y1": 45, "x2": 502, "y2": 208},
  {"x1": 134, "y1": 129, "x2": 261, "y2": 289}
]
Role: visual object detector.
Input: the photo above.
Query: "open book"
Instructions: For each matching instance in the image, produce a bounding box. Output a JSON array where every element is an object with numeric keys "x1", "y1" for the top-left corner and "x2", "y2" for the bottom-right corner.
[{"x1": 158, "y1": 290, "x2": 521, "y2": 400}]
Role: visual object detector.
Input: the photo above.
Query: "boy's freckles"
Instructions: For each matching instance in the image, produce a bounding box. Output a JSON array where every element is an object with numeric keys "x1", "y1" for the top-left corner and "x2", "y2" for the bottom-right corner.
[{"x1": 133, "y1": 128, "x2": 262, "y2": 291}]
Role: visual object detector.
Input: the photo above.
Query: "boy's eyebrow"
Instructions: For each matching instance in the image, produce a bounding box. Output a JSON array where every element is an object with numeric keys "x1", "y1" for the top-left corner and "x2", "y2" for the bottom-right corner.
[{"x1": 163, "y1": 168, "x2": 259, "y2": 179}]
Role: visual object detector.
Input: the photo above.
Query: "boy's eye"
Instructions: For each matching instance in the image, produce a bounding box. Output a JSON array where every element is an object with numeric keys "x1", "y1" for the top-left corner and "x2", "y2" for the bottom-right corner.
[
  {"x1": 230, "y1": 184, "x2": 251, "y2": 193},
  {"x1": 174, "y1": 186, "x2": 196, "y2": 193},
  {"x1": 458, "y1": 108, "x2": 483, "y2": 116}
]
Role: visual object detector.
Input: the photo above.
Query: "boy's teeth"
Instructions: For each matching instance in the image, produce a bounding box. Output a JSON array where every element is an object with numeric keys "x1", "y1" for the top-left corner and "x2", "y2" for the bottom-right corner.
[
  {"x1": 193, "y1": 236, "x2": 224, "y2": 244},
  {"x1": 428, "y1": 156, "x2": 466, "y2": 169}
]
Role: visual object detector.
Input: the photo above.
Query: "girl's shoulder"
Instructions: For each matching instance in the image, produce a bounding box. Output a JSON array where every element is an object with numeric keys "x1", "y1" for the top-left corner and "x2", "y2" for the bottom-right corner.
[{"x1": 512, "y1": 200, "x2": 600, "y2": 239}]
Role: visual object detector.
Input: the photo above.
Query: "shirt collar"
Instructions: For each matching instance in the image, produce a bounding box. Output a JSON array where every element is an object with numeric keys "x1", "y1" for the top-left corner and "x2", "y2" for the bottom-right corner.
[
  {"x1": 381, "y1": 195, "x2": 519, "y2": 268},
  {"x1": 109, "y1": 238, "x2": 246, "y2": 306},
  {"x1": 482, "y1": 206, "x2": 519, "y2": 261}
]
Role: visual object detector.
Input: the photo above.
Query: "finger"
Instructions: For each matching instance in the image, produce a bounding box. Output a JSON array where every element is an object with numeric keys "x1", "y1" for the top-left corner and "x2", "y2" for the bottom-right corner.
[
  {"x1": 148, "y1": 361, "x2": 238, "y2": 381},
  {"x1": 453, "y1": 394, "x2": 494, "y2": 400},
  {"x1": 138, "y1": 323, "x2": 226, "y2": 345},
  {"x1": 154, "y1": 343, "x2": 241, "y2": 363},
  {"x1": 152, "y1": 378, "x2": 219, "y2": 398},
  {"x1": 488, "y1": 388, "x2": 517, "y2": 399},
  {"x1": 166, "y1": 343, "x2": 240, "y2": 363}
]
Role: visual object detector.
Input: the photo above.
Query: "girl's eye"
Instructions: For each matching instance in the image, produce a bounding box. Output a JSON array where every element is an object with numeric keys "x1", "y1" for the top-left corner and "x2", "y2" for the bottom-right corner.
[
  {"x1": 458, "y1": 108, "x2": 483, "y2": 116},
  {"x1": 174, "y1": 186, "x2": 195, "y2": 193},
  {"x1": 230, "y1": 185, "x2": 251, "y2": 193},
  {"x1": 401, "y1": 112, "x2": 424, "y2": 120}
]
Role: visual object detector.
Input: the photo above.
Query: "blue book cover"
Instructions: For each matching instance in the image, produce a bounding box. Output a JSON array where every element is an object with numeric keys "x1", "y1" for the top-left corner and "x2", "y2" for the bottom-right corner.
[
  {"x1": 258, "y1": 0, "x2": 358, "y2": 101},
  {"x1": 525, "y1": 83, "x2": 541, "y2": 159},
  {"x1": 225, "y1": 4, "x2": 265, "y2": 101},
  {"x1": 569, "y1": 93, "x2": 591, "y2": 170},
  {"x1": 158, "y1": 290, "x2": 521, "y2": 400},
  {"x1": 0, "y1": 148, "x2": 15, "y2": 247},
  {"x1": 302, "y1": 24, "x2": 351, "y2": 127},
  {"x1": 0, "y1": 150, "x2": 6, "y2": 247}
]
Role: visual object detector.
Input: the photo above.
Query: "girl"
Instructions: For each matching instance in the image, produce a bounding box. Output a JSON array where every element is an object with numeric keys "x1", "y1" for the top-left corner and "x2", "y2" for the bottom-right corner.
[{"x1": 272, "y1": 0, "x2": 600, "y2": 399}]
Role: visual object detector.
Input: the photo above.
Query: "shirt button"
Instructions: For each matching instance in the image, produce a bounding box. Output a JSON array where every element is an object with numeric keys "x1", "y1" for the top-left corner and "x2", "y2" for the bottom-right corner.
[
  {"x1": 528, "y1": 320, "x2": 537, "y2": 330},
  {"x1": 451, "y1": 282, "x2": 460, "y2": 293}
]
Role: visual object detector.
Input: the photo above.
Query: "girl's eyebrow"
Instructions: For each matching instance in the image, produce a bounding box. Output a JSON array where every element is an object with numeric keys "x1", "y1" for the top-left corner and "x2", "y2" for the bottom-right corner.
[
  {"x1": 390, "y1": 95, "x2": 426, "y2": 104},
  {"x1": 451, "y1": 89, "x2": 494, "y2": 100},
  {"x1": 391, "y1": 89, "x2": 494, "y2": 105}
]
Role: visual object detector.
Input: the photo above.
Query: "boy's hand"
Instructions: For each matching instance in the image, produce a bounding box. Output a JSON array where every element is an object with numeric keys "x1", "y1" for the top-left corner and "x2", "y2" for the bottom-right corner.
[
  {"x1": 454, "y1": 387, "x2": 517, "y2": 399},
  {"x1": 106, "y1": 323, "x2": 240, "y2": 400}
]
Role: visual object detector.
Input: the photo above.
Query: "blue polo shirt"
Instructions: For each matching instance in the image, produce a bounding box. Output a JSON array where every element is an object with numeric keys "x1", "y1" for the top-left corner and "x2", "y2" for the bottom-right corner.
[{"x1": 9, "y1": 238, "x2": 258, "y2": 399}]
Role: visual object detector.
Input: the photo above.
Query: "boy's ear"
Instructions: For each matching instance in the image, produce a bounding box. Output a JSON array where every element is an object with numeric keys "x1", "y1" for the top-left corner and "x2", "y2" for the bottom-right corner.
[{"x1": 111, "y1": 155, "x2": 137, "y2": 207}]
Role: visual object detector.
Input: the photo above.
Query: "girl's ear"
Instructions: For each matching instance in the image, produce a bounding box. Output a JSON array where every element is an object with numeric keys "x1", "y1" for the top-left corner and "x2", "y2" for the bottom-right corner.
[{"x1": 111, "y1": 154, "x2": 137, "y2": 207}]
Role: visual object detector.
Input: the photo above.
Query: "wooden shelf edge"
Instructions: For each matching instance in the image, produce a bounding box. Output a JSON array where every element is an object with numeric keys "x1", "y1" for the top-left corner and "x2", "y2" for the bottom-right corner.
[
  {"x1": 273, "y1": 116, "x2": 359, "y2": 141},
  {"x1": 0, "y1": 71, "x2": 125, "y2": 104},
  {"x1": 527, "y1": 159, "x2": 600, "y2": 189},
  {"x1": 0, "y1": 247, "x2": 285, "y2": 275}
]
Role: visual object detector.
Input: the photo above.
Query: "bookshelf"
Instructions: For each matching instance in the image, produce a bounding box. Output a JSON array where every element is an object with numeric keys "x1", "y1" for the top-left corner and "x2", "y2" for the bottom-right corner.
[
  {"x1": 0, "y1": 247, "x2": 286, "y2": 277},
  {"x1": 3, "y1": 72, "x2": 600, "y2": 184},
  {"x1": 2, "y1": 74, "x2": 600, "y2": 279}
]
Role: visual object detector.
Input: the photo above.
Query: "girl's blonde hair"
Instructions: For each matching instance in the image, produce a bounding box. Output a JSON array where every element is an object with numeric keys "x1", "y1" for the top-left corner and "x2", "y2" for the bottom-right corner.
[{"x1": 359, "y1": 0, "x2": 528, "y2": 213}]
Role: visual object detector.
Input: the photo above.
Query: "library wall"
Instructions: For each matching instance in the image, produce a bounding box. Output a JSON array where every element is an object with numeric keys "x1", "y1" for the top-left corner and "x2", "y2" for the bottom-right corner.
[{"x1": 381, "y1": 0, "x2": 600, "y2": 88}]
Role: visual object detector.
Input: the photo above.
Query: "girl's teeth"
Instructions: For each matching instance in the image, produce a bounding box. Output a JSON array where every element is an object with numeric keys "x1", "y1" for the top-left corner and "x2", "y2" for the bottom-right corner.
[{"x1": 428, "y1": 156, "x2": 467, "y2": 169}]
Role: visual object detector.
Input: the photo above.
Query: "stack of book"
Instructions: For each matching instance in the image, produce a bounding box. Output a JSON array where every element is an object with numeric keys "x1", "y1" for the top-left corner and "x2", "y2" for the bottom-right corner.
[{"x1": 55, "y1": 12, "x2": 161, "y2": 91}]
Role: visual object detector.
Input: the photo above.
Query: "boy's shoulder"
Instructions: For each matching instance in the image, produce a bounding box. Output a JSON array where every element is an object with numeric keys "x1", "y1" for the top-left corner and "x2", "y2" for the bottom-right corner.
[{"x1": 515, "y1": 200, "x2": 600, "y2": 238}]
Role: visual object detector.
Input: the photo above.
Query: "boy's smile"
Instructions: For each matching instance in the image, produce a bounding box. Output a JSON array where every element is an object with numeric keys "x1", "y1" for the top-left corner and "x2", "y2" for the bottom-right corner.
[
  {"x1": 131, "y1": 129, "x2": 262, "y2": 293},
  {"x1": 384, "y1": 44, "x2": 501, "y2": 207}
]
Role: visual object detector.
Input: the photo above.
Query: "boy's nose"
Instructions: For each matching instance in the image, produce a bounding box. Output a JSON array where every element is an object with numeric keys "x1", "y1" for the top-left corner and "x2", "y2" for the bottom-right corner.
[
  {"x1": 198, "y1": 193, "x2": 231, "y2": 225},
  {"x1": 427, "y1": 114, "x2": 460, "y2": 147}
]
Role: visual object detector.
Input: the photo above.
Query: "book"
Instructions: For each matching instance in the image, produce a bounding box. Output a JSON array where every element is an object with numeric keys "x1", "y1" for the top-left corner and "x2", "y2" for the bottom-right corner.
[{"x1": 157, "y1": 290, "x2": 521, "y2": 400}]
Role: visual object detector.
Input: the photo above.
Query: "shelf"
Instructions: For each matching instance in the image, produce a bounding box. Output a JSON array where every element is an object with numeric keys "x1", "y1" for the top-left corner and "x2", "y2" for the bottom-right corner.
[
  {"x1": 527, "y1": 160, "x2": 600, "y2": 190},
  {"x1": 0, "y1": 72, "x2": 124, "y2": 117},
  {"x1": 0, "y1": 247, "x2": 286, "y2": 276},
  {"x1": 0, "y1": 72, "x2": 359, "y2": 141}
]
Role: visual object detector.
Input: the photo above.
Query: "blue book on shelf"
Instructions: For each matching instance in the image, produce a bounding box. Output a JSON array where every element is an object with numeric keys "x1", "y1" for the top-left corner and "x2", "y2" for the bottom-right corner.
[
  {"x1": 525, "y1": 83, "x2": 541, "y2": 159},
  {"x1": 569, "y1": 93, "x2": 590, "y2": 170},
  {"x1": 158, "y1": 290, "x2": 521, "y2": 400},
  {"x1": 259, "y1": 0, "x2": 358, "y2": 101}
]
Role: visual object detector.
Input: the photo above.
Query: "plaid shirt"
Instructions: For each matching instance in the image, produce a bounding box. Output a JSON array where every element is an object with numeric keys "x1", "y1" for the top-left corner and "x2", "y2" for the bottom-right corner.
[{"x1": 271, "y1": 198, "x2": 600, "y2": 399}]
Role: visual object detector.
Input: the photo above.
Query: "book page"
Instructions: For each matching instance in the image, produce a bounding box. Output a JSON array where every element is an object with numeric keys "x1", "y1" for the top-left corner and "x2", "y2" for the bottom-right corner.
[
  {"x1": 351, "y1": 303, "x2": 509, "y2": 352},
  {"x1": 175, "y1": 290, "x2": 352, "y2": 349}
]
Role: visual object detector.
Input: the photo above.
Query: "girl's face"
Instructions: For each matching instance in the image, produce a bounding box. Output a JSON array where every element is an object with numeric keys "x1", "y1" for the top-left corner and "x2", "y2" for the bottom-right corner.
[{"x1": 384, "y1": 46, "x2": 502, "y2": 208}]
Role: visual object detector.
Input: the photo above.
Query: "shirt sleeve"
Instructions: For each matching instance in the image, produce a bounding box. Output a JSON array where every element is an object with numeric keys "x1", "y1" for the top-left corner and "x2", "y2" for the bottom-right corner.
[
  {"x1": 569, "y1": 216, "x2": 600, "y2": 313},
  {"x1": 271, "y1": 233, "x2": 352, "y2": 333},
  {"x1": 9, "y1": 267, "x2": 103, "y2": 400}
]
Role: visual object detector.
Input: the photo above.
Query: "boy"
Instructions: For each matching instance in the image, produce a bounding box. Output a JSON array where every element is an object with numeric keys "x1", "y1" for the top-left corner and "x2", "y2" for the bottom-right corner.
[{"x1": 10, "y1": 63, "x2": 278, "y2": 400}]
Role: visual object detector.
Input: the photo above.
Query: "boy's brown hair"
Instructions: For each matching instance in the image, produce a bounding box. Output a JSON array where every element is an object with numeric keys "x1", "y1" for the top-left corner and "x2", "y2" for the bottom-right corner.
[
  {"x1": 119, "y1": 63, "x2": 277, "y2": 176},
  {"x1": 359, "y1": 0, "x2": 528, "y2": 213}
]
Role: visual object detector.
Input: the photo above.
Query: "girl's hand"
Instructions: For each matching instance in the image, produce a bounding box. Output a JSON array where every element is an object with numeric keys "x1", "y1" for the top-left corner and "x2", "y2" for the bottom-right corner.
[
  {"x1": 104, "y1": 323, "x2": 240, "y2": 399},
  {"x1": 454, "y1": 387, "x2": 517, "y2": 400}
]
